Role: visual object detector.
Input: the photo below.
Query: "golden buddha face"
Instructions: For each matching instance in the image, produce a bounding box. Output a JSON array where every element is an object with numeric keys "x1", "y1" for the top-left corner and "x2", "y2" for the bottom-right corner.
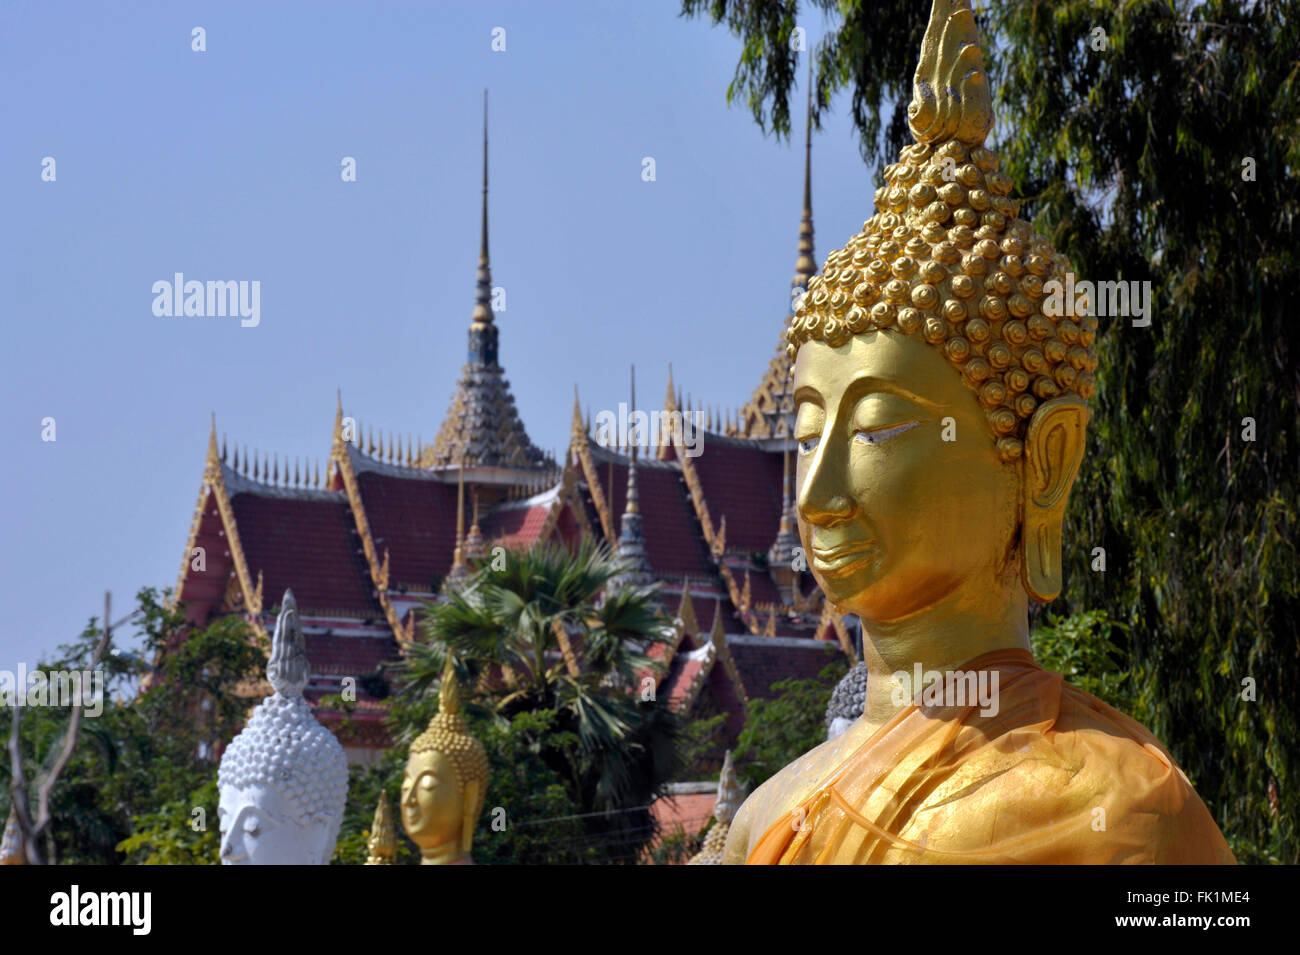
[
  {"x1": 794, "y1": 329, "x2": 1022, "y2": 621},
  {"x1": 400, "y1": 749, "x2": 464, "y2": 855}
]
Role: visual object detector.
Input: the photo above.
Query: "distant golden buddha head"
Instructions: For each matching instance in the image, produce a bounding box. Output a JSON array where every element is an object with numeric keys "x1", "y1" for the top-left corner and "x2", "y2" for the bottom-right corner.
[
  {"x1": 400, "y1": 661, "x2": 489, "y2": 863},
  {"x1": 790, "y1": 0, "x2": 1093, "y2": 616}
]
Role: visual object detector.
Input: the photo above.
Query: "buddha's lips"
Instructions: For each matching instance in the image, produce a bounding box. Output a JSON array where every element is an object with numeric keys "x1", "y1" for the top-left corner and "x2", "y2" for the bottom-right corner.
[{"x1": 811, "y1": 541, "x2": 878, "y2": 575}]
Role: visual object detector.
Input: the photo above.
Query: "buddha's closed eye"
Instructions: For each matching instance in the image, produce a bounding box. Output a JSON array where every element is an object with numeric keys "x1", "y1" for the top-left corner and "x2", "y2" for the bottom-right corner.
[
  {"x1": 854, "y1": 421, "x2": 920, "y2": 445},
  {"x1": 799, "y1": 420, "x2": 920, "y2": 454}
]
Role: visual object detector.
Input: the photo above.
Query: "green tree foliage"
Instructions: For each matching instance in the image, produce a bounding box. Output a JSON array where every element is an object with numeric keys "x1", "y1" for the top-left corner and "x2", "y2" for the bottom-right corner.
[
  {"x1": 1030, "y1": 610, "x2": 1136, "y2": 715},
  {"x1": 682, "y1": 0, "x2": 1298, "y2": 862},
  {"x1": 733, "y1": 661, "x2": 846, "y2": 791},
  {"x1": 395, "y1": 539, "x2": 687, "y2": 863},
  {"x1": 2, "y1": 588, "x2": 266, "y2": 864}
]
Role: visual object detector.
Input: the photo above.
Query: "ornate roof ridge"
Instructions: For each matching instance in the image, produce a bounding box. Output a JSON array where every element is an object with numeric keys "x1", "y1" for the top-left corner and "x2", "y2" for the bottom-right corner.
[
  {"x1": 174, "y1": 419, "x2": 266, "y2": 640},
  {"x1": 586, "y1": 442, "x2": 682, "y2": 471},
  {"x1": 223, "y1": 463, "x2": 348, "y2": 500},
  {"x1": 346, "y1": 443, "x2": 445, "y2": 481}
]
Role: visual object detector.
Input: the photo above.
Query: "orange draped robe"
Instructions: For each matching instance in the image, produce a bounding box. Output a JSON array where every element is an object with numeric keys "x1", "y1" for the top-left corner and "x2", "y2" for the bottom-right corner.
[{"x1": 748, "y1": 649, "x2": 1235, "y2": 864}]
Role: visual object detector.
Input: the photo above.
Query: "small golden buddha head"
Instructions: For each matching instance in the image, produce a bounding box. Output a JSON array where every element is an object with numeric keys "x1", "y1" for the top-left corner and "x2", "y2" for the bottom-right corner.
[
  {"x1": 400, "y1": 661, "x2": 489, "y2": 864},
  {"x1": 788, "y1": 0, "x2": 1096, "y2": 621}
]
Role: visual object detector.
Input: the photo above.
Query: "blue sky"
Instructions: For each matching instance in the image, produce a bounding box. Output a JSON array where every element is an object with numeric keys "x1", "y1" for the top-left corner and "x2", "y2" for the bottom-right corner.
[{"x1": 0, "y1": 0, "x2": 877, "y2": 668}]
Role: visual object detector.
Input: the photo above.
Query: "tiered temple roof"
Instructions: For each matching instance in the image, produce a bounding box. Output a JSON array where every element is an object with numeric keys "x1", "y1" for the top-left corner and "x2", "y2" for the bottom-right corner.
[{"x1": 174, "y1": 91, "x2": 853, "y2": 764}]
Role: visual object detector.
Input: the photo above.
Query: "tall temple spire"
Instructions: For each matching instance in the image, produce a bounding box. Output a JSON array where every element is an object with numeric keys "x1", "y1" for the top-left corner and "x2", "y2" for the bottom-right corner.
[
  {"x1": 468, "y1": 88, "x2": 498, "y2": 363},
  {"x1": 609, "y1": 366, "x2": 653, "y2": 593},
  {"x1": 731, "y1": 71, "x2": 817, "y2": 441},
  {"x1": 447, "y1": 459, "x2": 469, "y2": 586},
  {"x1": 430, "y1": 92, "x2": 549, "y2": 471},
  {"x1": 791, "y1": 62, "x2": 817, "y2": 303}
]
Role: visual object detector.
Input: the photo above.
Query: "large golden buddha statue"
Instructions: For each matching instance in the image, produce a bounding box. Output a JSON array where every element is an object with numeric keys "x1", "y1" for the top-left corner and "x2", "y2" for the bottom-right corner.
[
  {"x1": 400, "y1": 661, "x2": 489, "y2": 865},
  {"x1": 725, "y1": 0, "x2": 1234, "y2": 865}
]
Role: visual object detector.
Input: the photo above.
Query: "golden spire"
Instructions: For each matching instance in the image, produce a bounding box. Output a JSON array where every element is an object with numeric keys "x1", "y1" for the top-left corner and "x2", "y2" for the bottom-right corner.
[
  {"x1": 907, "y1": 0, "x2": 993, "y2": 147},
  {"x1": 677, "y1": 587, "x2": 699, "y2": 638},
  {"x1": 793, "y1": 61, "x2": 817, "y2": 295},
  {"x1": 439, "y1": 658, "x2": 460, "y2": 714},
  {"x1": 364, "y1": 793, "x2": 396, "y2": 865},
  {"x1": 465, "y1": 487, "x2": 486, "y2": 560},
  {"x1": 448, "y1": 458, "x2": 469, "y2": 585},
  {"x1": 627, "y1": 365, "x2": 639, "y2": 515},
  {"x1": 571, "y1": 384, "x2": 585, "y2": 439},
  {"x1": 471, "y1": 89, "x2": 493, "y2": 326},
  {"x1": 206, "y1": 415, "x2": 219, "y2": 468},
  {"x1": 710, "y1": 596, "x2": 727, "y2": 647}
]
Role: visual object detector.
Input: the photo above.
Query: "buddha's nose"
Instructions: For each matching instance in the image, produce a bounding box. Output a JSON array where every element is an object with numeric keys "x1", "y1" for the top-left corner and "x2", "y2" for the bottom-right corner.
[{"x1": 220, "y1": 831, "x2": 244, "y2": 863}]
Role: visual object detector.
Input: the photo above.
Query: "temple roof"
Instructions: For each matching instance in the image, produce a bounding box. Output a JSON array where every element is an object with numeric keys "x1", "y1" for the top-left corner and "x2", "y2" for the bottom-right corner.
[{"x1": 429, "y1": 364, "x2": 551, "y2": 470}]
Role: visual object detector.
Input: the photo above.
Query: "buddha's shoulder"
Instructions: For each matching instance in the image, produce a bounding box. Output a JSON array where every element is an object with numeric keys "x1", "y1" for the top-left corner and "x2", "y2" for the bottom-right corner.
[
  {"x1": 939, "y1": 683, "x2": 1199, "y2": 808},
  {"x1": 725, "y1": 728, "x2": 866, "y2": 863}
]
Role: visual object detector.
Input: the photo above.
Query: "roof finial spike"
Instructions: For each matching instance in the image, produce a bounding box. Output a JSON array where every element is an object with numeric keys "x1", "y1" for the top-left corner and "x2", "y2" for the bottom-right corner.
[
  {"x1": 571, "y1": 384, "x2": 585, "y2": 439},
  {"x1": 273, "y1": 453, "x2": 279, "y2": 485},
  {"x1": 295, "y1": 456, "x2": 301, "y2": 487},
  {"x1": 471, "y1": 89, "x2": 493, "y2": 326},
  {"x1": 792, "y1": 59, "x2": 817, "y2": 302},
  {"x1": 232, "y1": 445, "x2": 241, "y2": 472},
  {"x1": 206, "y1": 415, "x2": 219, "y2": 466},
  {"x1": 221, "y1": 432, "x2": 228, "y2": 464}
]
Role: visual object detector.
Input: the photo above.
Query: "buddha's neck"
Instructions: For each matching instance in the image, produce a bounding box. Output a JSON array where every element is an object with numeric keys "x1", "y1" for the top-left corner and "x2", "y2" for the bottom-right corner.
[
  {"x1": 857, "y1": 574, "x2": 1030, "y2": 726},
  {"x1": 419, "y1": 838, "x2": 468, "y2": 866}
]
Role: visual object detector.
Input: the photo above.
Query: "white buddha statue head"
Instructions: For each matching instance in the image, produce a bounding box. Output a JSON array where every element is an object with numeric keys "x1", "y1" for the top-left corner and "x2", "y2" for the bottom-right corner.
[{"x1": 217, "y1": 590, "x2": 349, "y2": 865}]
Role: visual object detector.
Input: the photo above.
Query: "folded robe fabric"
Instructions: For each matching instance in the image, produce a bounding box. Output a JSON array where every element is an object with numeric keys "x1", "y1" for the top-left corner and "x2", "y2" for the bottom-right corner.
[{"x1": 748, "y1": 649, "x2": 1235, "y2": 865}]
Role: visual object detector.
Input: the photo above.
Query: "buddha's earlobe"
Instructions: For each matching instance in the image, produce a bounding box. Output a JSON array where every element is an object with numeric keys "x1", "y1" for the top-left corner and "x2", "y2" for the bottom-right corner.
[
  {"x1": 461, "y1": 780, "x2": 481, "y2": 855},
  {"x1": 1020, "y1": 396, "x2": 1089, "y2": 603}
]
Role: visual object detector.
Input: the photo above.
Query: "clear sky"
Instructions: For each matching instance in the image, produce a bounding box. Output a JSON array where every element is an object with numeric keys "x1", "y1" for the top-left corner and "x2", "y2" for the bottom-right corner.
[{"x1": 0, "y1": 0, "x2": 876, "y2": 669}]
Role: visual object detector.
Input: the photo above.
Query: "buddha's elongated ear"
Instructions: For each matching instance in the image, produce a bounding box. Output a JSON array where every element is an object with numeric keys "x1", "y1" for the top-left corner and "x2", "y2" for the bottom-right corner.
[
  {"x1": 1021, "y1": 396, "x2": 1088, "y2": 603},
  {"x1": 461, "y1": 779, "x2": 481, "y2": 856}
]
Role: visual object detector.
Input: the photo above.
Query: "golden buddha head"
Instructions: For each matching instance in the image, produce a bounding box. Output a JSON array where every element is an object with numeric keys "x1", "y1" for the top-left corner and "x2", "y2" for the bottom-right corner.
[
  {"x1": 789, "y1": 0, "x2": 1096, "y2": 621},
  {"x1": 400, "y1": 661, "x2": 489, "y2": 864}
]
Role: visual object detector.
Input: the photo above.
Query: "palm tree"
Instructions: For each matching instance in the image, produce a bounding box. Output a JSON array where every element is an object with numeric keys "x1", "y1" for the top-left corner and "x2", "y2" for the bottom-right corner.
[{"x1": 400, "y1": 537, "x2": 685, "y2": 863}]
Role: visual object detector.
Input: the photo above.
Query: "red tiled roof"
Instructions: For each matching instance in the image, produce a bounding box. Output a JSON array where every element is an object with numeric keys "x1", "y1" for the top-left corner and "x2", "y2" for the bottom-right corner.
[
  {"x1": 691, "y1": 441, "x2": 785, "y2": 553},
  {"x1": 598, "y1": 460, "x2": 715, "y2": 576},
  {"x1": 664, "y1": 656, "x2": 705, "y2": 709},
  {"x1": 650, "y1": 792, "x2": 714, "y2": 836},
  {"x1": 178, "y1": 489, "x2": 236, "y2": 623},
  {"x1": 742, "y1": 567, "x2": 783, "y2": 608},
  {"x1": 481, "y1": 502, "x2": 551, "y2": 548},
  {"x1": 229, "y1": 491, "x2": 378, "y2": 616},
  {"x1": 304, "y1": 632, "x2": 400, "y2": 677},
  {"x1": 354, "y1": 471, "x2": 460, "y2": 590},
  {"x1": 728, "y1": 637, "x2": 841, "y2": 700}
]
